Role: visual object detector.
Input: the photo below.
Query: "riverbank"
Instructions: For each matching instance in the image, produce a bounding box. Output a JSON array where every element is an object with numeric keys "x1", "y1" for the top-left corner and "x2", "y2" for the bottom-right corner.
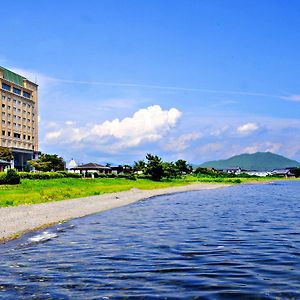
[{"x1": 0, "y1": 183, "x2": 229, "y2": 242}]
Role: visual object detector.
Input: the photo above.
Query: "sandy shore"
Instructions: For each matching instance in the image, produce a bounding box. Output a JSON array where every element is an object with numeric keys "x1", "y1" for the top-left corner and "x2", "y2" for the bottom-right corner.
[{"x1": 0, "y1": 183, "x2": 229, "y2": 241}]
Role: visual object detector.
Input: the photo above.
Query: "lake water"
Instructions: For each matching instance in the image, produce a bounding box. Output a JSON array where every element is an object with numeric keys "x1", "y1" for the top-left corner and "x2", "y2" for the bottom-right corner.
[{"x1": 1, "y1": 181, "x2": 300, "y2": 299}]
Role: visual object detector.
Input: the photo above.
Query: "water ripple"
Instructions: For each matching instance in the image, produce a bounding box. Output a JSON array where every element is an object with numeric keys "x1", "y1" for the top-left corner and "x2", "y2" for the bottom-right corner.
[{"x1": 1, "y1": 181, "x2": 300, "y2": 299}]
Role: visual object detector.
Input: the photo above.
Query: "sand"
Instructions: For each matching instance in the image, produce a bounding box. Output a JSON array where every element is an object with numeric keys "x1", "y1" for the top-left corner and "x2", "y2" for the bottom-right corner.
[{"x1": 0, "y1": 183, "x2": 229, "y2": 241}]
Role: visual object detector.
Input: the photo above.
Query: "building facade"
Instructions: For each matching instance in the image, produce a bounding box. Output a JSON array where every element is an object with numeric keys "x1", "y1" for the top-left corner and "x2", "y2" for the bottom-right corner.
[{"x1": 0, "y1": 67, "x2": 38, "y2": 170}]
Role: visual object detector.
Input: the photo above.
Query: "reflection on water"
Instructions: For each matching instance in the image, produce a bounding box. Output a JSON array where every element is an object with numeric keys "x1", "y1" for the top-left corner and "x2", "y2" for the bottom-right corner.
[{"x1": 1, "y1": 181, "x2": 300, "y2": 299}]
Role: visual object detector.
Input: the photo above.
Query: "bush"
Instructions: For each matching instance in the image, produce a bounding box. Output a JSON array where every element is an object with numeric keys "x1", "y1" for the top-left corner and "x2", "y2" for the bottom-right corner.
[
  {"x1": 18, "y1": 171, "x2": 82, "y2": 180},
  {"x1": 0, "y1": 169, "x2": 21, "y2": 185}
]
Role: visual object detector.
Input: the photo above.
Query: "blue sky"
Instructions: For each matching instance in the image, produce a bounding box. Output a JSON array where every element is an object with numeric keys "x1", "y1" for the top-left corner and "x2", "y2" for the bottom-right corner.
[{"x1": 2, "y1": 0, "x2": 300, "y2": 164}]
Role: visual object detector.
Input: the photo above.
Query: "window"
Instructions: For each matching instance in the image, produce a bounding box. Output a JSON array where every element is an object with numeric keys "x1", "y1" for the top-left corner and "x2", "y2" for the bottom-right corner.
[
  {"x1": 23, "y1": 91, "x2": 31, "y2": 98},
  {"x1": 7, "y1": 131, "x2": 11, "y2": 136},
  {"x1": 1, "y1": 112, "x2": 5, "y2": 117},
  {"x1": 7, "y1": 97, "x2": 10, "y2": 102},
  {"x1": 14, "y1": 133, "x2": 21, "y2": 139},
  {"x1": 2, "y1": 95, "x2": 5, "y2": 100},
  {"x1": 13, "y1": 87, "x2": 21, "y2": 95},
  {"x1": 7, "y1": 106, "x2": 10, "y2": 110},
  {"x1": 2, "y1": 83, "x2": 11, "y2": 91},
  {"x1": 2, "y1": 130, "x2": 5, "y2": 136},
  {"x1": 2, "y1": 104, "x2": 5, "y2": 108},
  {"x1": 23, "y1": 134, "x2": 26, "y2": 139},
  {"x1": 27, "y1": 135, "x2": 30, "y2": 140},
  {"x1": 13, "y1": 99, "x2": 17, "y2": 104}
]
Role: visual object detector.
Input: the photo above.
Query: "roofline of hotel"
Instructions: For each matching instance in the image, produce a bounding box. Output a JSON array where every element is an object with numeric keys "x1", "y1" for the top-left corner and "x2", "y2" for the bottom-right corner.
[{"x1": 0, "y1": 66, "x2": 39, "y2": 87}]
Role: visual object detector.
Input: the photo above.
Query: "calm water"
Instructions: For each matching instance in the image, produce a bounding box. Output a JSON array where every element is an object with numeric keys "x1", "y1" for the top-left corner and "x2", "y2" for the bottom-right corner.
[{"x1": 1, "y1": 181, "x2": 300, "y2": 299}]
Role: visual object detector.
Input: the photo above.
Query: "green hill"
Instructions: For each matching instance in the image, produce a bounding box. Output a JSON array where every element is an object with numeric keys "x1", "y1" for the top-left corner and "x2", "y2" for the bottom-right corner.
[{"x1": 199, "y1": 152, "x2": 300, "y2": 171}]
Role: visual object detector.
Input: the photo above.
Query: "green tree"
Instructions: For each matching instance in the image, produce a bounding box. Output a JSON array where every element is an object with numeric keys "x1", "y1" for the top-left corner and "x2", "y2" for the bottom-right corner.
[
  {"x1": 145, "y1": 154, "x2": 164, "y2": 181},
  {"x1": 0, "y1": 146, "x2": 13, "y2": 161},
  {"x1": 133, "y1": 160, "x2": 146, "y2": 173},
  {"x1": 162, "y1": 162, "x2": 179, "y2": 179},
  {"x1": 175, "y1": 159, "x2": 191, "y2": 174},
  {"x1": 291, "y1": 168, "x2": 300, "y2": 178},
  {"x1": 28, "y1": 153, "x2": 65, "y2": 172}
]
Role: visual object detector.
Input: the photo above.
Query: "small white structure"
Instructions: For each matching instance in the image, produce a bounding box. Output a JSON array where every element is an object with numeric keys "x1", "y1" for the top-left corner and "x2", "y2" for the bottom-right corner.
[
  {"x1": 66, "y1": 159, "x2": 78, "y2": 172},
  {"x1": 244, "y1": 171, "x2": 271, "y2": 177}
]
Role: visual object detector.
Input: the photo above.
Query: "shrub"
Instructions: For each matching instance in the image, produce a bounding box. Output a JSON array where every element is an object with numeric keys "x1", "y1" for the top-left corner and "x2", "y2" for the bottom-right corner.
[
  {"x1": 18, "y1": 171, "x2": 82, "y2": 180},
  {"x1": 3, "y1": 169, "x2": 20, "y2": 185}
]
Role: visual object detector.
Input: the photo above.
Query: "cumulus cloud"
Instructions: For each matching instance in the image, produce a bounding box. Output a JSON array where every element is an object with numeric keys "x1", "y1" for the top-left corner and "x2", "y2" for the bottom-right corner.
[
  {"x1": 44, "y1": 105, "x2": 182, "y2": 151},
  {"x1": 237, "y1": 123, "x2": 259, "y2": 135}
]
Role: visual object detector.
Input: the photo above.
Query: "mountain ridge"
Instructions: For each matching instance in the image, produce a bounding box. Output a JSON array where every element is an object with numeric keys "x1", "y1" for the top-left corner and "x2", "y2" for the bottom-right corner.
[{"x1": 199, "y1": 152, "x2": 300, "y2": 171}]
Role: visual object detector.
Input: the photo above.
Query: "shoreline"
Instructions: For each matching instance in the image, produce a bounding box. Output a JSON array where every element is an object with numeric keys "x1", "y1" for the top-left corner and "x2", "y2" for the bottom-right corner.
[{"x1": 0, "y1": 183, "x2": 230, "y2": 243}]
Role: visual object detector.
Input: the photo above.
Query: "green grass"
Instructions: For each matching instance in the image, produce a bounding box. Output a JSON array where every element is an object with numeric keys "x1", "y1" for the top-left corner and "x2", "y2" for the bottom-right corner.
[
  {"x1": 0, "y1": 176, "x2": 196, "y2": 207},
  {"x1": 0, "y1": 175, "x2": 292, "y2": 207}
]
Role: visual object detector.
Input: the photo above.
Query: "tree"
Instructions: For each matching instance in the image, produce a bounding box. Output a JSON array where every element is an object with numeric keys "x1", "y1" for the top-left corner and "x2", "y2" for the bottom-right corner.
[
  {"x1": 291, "y1": 168, "x2": 300, "y2": 178},
  {"x1": 133, "y1": 160, "x2": 146, "y2": 173},
  {"x1": 162, "y1": 162, "x2": 179, "y2": 179},
  {"x1": 28, "y1": 153, "x2": 64, "y2": 172},
  {"x1": 144, "y1": 154, "x2": 164, "y2": 181},
  {"x1": 175, "y1": 159, "x2": 191, "y2": 174},
  {"x1": 0, "y1": 146, "x2": 13, "y2": 161}
]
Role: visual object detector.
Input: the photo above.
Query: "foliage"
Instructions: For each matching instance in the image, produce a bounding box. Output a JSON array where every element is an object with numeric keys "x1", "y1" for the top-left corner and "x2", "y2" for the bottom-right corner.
[
  {"x1": 144, "y1": 154, "x2": 164, "y2": 181},
  {"x1": 133, "y1": 160, "x2": 146, "y2": 173},
  {"x1": 28, "y1": 153, "x2": 65, "y2": 172},
  {"x1": 194, "y1": 167, "x2": 227, "y2": 177},
  {"x1": 291, "y1": 168, "x2": 300, "y2": 178},
  {"x1": 0, "y1": 146, "x2": 13, "y2": 161},
  {"x1": 0, "y1": 169, "x2": 20, "y2": 185},
  {"x1": 18, "y1": 171, "x2": 82, "y2": 180},
  {"x1": 175, "y1": 159, "x2": 192, "y2": 174},
  {"x1": 162, "y1": 162, "x2": 180, "y2": 179}
]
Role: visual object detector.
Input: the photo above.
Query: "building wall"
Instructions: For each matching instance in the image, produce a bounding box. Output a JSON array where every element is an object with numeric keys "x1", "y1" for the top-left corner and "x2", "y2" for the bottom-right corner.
[{"x1": 0, "y1": 67, "x2": 38, "y2": 169}]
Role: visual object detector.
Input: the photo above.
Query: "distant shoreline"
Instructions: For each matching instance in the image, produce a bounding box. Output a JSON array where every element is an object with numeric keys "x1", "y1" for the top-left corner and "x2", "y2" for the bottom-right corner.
[{"x1": 0, "y1": 183, "x2": 230, "y2": 243}]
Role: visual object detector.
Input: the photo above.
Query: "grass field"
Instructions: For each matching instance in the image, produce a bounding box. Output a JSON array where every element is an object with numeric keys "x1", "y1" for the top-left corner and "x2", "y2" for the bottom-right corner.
[{"x1": 0, "y1": 175, "x2": 286, "y2": 207}]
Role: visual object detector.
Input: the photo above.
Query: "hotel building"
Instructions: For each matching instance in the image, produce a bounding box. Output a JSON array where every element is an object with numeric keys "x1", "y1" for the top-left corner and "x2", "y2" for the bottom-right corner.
[{"x1": 0, "y1": 67, "x2": 38, "y2": 170}]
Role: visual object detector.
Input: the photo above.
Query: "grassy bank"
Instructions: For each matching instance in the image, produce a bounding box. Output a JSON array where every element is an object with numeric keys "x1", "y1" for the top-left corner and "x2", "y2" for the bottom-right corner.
[
  {"x1": 0, "y1": 175, "x2": 287, "y2": 207},
  {"x1": 0, "y1": 177, "x2": 191, "y2": 207}
]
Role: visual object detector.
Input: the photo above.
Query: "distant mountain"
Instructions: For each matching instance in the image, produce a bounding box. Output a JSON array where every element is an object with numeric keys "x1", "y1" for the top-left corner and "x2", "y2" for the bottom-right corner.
[{"x1": 199, "y1": 152, "x2": 300, "y2": 171}]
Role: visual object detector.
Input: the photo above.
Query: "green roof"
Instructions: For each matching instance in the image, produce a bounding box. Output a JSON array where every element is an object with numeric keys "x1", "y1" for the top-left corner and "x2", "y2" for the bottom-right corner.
[{"x1": 0, "y1": 67, "x2": 25, "y2": 87}]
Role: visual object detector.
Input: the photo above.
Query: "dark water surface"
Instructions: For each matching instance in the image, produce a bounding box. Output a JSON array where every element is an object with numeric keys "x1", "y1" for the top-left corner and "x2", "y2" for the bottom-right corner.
[{"x1": 1, "y1": 181, "x2": 300, "y2": 299}]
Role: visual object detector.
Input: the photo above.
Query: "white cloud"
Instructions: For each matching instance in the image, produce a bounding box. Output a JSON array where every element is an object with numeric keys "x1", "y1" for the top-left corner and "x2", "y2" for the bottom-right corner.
[
  {"x1": 45, "y1": 130, "x2": 62, "y2": 141},
  {"x1": 281, "y1": 95, "x2": 300, "y2": 102},
  {"x1": 164, "y1": 132, "x2": 201, "y2": 152},
  {"x1": 65, "y1": 120, "x2": 75, "y2": 126},
  {"x1": 237, "y1": 122, "x2": 259, "y2": 135},
  {"x1": 9, "y1": 67, "x2": 55, "y2": 90},
  {"x1": 242, "y1": 146, "x2": 258, "y2": 154},
  {"x1": 44, "y1": 105, "x2": 182, "y2": 151}
]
